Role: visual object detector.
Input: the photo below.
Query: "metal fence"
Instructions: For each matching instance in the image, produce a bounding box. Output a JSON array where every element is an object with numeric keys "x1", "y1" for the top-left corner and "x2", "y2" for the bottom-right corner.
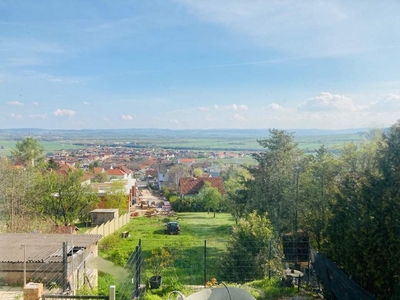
[
  {"x1": 42, "y1": 296, "x2": 109, "y2": 300},
  {"x1": 138, "y1": 239, "x2": 228, "y2": 286},
  {"x1": 136, "y1": 238, "x2": 289, "y2": 287},
  {"x1": 125, "y1": 240, "x2": 143, "y2": 299}
]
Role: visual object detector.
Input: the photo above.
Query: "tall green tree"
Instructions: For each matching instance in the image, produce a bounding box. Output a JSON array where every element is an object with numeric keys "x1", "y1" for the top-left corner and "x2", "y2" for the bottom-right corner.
[
  {"x1": 299, "y1": 145, "x2": 339, "y2": 250},
  {"x1": 224, "y1": 166, "x2": 252, "y2": 224},
  {"x1": 324, "y1": 121, "x2": 400, "y2": 299},
  {"x1": 249, "y1": 129, "x2": 302, "y2": 234},
  {"x1": 11, "y1": 137, "x2": 45, "y2": 168},
  {"x1": 198, "y1": 182, "x2": 222, "y2": 217},
  {"x1": 104, "y1": 179, "x2": 128, "y2": 214}
]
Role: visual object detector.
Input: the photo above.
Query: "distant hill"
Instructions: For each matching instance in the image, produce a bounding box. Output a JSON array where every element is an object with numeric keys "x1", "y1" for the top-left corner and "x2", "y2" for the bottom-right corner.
[{"x1": 0, "y1": 127, "x2": 372, "y2": 140}]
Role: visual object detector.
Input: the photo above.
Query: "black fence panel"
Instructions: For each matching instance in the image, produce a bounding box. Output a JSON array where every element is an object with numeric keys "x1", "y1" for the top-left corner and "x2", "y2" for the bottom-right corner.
[{"x1": 311, "y1": 249, "x2": 376, "y2": 300}]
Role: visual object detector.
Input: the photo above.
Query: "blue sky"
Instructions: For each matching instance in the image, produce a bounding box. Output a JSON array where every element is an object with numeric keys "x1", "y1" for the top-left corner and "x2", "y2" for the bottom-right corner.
[{"x1": 1, "y1": 0, "x2": 400, "y2": 130}]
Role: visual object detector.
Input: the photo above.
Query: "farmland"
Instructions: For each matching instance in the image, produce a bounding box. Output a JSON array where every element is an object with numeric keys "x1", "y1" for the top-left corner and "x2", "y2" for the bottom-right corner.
[{"x1": 0, "y1": 128, "x2": 368, "y2": 156}]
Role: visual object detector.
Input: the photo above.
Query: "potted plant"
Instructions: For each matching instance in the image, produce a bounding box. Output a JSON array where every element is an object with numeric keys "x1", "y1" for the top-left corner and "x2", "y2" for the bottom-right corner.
[{"x1": 147, "y1": 247, "x2": 173, "y2": 289}]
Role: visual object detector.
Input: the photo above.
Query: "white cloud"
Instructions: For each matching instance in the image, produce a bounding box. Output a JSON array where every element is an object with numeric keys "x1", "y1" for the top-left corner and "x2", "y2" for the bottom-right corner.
[
  {"x1": 103, "y1": 117, "x2": 109, "y2": 121},
  {"x1": 83, "y1": 101, "x2": 90, "y2": 105},
  {"x1": 266, "y1": 103, "x2": 283, "y2": 110},
  {"x1": 29, "y1": 114, "x2": 47, "y2": 119},
  {"x1": 233, "y1": 113, "x2": 246, "y2": 121},
  {"x1": 223, "y1": 104, "x2": 248, "y2": 111},
  {"x1": 9, "y1": 113, "x2": 23, "y2": 120},
  {"x1": 121, "y1": 114, "x2": 133, "y2": 120},
  {"x1": 298, "y1": 92, "x2": 366, "y2": 112},
  {"x1": 7, "y1": 101, "x2": 23, "y2": 106},
  {"x1": 369, "y1": 94, "x2": 400, "y2": 112},
  {"x1": 33, "y1": 102, "x2": 39, "y2": 106},
  {"x1": 170, "y1": 119, "x2": 180, "y2": 125},
  {"x1": 54, "y1": 109, "x2": 76, "y2": 117},
  {"x1": 197, "y1": 105, "x2": 220, "y2": 112},
  {"x1": 197, "y1": 106, "x2": 209, "y2": 112}
]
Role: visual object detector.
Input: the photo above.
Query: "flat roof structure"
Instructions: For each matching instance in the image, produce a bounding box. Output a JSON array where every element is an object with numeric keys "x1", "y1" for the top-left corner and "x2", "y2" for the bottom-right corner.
[{"x1": 0, "y1": 233, "x2": 102, "y2": 263}]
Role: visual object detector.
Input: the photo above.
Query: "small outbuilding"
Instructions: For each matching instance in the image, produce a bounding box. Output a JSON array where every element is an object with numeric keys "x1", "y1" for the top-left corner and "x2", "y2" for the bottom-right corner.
[
  {"x1": 91, "y1": 208, "x2": 119, "y2": 226},
  {"x1": 0, "y1": 233, "x2": 102, "y2": 294}
]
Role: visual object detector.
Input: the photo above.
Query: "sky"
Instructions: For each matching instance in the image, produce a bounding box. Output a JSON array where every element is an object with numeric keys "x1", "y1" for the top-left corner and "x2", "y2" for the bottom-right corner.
[{"x1": 1, "y1": 0, "x2": 400, "y2": 130}]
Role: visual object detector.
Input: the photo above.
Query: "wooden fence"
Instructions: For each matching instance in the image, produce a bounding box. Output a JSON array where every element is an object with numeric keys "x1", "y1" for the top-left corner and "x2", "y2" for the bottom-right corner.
[{"x1": 84, "y1": 213, "x2": 130, "y2": 238}]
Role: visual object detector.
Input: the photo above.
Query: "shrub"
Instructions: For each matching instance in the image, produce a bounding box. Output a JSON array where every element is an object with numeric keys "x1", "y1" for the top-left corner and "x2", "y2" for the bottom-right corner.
[
  {"x1": 144, "y1": 294, "x2": 163, "y2": 300},
  {"x1": 220, "y1": 211, "x2": 282, "y2": 282}
]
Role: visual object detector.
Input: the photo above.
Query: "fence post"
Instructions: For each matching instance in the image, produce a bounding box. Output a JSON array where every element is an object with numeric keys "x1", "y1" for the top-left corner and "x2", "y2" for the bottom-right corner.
[
  {"x1": 109, "y1": 285, "x2": 116, "y2": 300},
  {"x1": 62, "y1": 242, "x2": 68, "y2": 293},
  {"x1": 134, "y1": 244, "x2": 139, "y2": 297},
  {"x1": 132, "y1": 239, "x2": 142, "y2": 298},
  {"x1": 307, "y1": 244, "x2": 311, "y2": 286},
  {"x1": 204, "y1": 240, "x2": 207, "y2": 286},
  {"x1": 268, "y1": 240, "x2": 272, "y2": 280}
]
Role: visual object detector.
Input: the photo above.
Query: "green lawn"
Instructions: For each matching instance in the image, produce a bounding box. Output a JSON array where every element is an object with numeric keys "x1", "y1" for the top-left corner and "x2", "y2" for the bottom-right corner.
[
  {"x1": 99, "y1": 212, "x2": 234, "y2": 285},
  {"x1": 97, "y1": 213, "x2": 310, "y2": 299}
]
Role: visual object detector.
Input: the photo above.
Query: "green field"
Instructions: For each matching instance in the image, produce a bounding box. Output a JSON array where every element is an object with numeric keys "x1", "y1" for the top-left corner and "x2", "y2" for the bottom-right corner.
[
  {"x1": 99, "y1": 212, "x2": 234, "y2": 285},
  {"x1": 0, "y1": 140, "x2": 84, "y2": 157},
  {"x1": 0, "y1": 128, "x2": 367, "y2": 155},
  {"x1": 97, "y1": 212, "x2": 308, "y2": 299}
]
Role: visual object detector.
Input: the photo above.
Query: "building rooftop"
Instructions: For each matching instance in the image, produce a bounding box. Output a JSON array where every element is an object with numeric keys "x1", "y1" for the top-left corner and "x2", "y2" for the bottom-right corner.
[
  {"x1": 179, "y1": 177, "x2": 225, "y2": 195},
  {"x1": 0, "y1": 233, "x2": 102, "y2": 263}
]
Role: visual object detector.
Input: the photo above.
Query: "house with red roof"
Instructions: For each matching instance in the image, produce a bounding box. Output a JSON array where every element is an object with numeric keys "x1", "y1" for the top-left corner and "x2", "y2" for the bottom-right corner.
[
  {"x1": 178, "y1": 158, "x2": 195, "y2": 165},
  {"x1": 106, "y1": 165, "x2": 132, "y2": 181},
  {"x1": 179, "y1": 177, "x2": 225, "y2": 197},
  {"x1": 93, "y1": 167, "x2": 105, "y2": 174}
]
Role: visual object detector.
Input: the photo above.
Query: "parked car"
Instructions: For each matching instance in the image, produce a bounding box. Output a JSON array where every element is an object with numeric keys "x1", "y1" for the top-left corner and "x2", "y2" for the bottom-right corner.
[{"x1": 165, "y1": 221, "x2": 180, "y2": 235}]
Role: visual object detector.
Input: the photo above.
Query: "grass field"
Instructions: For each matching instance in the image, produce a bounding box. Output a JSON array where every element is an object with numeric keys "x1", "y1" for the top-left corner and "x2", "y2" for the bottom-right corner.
[
  {"x1": 100, "y1": 212, "x2": 234, "y2": 285},
  {"x1": 97, "y1": 212, "x2": 309, "y2": 299},
  {"x1": 0, "y1": 140, "x2": 84, "y2": 157}
]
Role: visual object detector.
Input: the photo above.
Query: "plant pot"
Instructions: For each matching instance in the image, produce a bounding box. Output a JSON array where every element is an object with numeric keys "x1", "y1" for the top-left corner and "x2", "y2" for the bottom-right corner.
[{"x1": 149, "y1": 275, "x2": 162, "y2": 289}]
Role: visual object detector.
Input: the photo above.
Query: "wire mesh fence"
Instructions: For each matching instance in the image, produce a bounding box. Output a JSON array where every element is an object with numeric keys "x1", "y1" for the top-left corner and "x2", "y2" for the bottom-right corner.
[
  {"x1": 30, "y1": 242, "x2": 68, "y2": 293},
  {"x1": 30, "y1": 238, "x2": 314, "y2": 298},
  {"x1": 135, "y1": 238, "x2": 289, "y2": 287}
]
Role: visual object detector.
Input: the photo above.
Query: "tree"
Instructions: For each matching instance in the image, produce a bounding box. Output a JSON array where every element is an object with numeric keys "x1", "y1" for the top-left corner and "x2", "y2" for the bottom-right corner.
[
  {"x1": 339, "y1": 128, "x2": 385, "y2": 176},
  {"x1": 323, "y1": 121, "x2": 400, "y2": 299},
  {"x1": 192, "y1": 167, "x2": 203, "y2": 177},
  {"x1": 220, "y1": 211, "x2": 282, "y2": 282},
  {"x1": 168, "y1": 164, "x2": 190, "y2": 190},
  {"x1": 224, "y1": 166, "x2": 252, "y2": 224},
  {"x1": 299, "y1": 145, "x2": 339, "y2": 250},
  {"x1": 92, "y1": 172, "x2": 108, "y2": 183},
  {"x1": 36, "y1": 169, "x2": 99, "y2": 226},
  {"x1": 104, "y1": 179, "x2": 128, "y2": 214},
  {"x1": 0, "y1": 159, "x2": 42, "y2": 232},
  {"x1": 249, "y1": 129, "x2": 302, "y2": 234},
  {"x1": 11, "y1": 137, "x2": 45, "y2": 168},
  {"x1": 198, "y1": 182, "x2": 222, "y2": 217},
  {"x1": 47, "y1": 158, "x2": 60, "y2": 170}
]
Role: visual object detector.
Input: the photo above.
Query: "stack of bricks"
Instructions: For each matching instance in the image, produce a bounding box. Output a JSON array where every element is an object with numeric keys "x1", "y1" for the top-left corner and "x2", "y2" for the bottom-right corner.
[{"x1": 23, "y1": 282, "x2": 43, "y2": 300}]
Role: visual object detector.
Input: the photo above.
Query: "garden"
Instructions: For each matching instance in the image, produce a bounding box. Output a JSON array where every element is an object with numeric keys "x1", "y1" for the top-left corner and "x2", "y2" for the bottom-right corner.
[{"x1": 97, "y1": 212, "x2": 316, "y2": 300}]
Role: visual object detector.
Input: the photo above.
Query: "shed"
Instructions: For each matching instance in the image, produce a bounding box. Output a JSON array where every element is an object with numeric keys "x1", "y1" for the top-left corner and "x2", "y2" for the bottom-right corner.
[
  {"x1": 0, "y1": 233, "x2": 102, "y2": 293},
  {"x1": 91, "y1": 209, "x2": 119, "y2": 226}
]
